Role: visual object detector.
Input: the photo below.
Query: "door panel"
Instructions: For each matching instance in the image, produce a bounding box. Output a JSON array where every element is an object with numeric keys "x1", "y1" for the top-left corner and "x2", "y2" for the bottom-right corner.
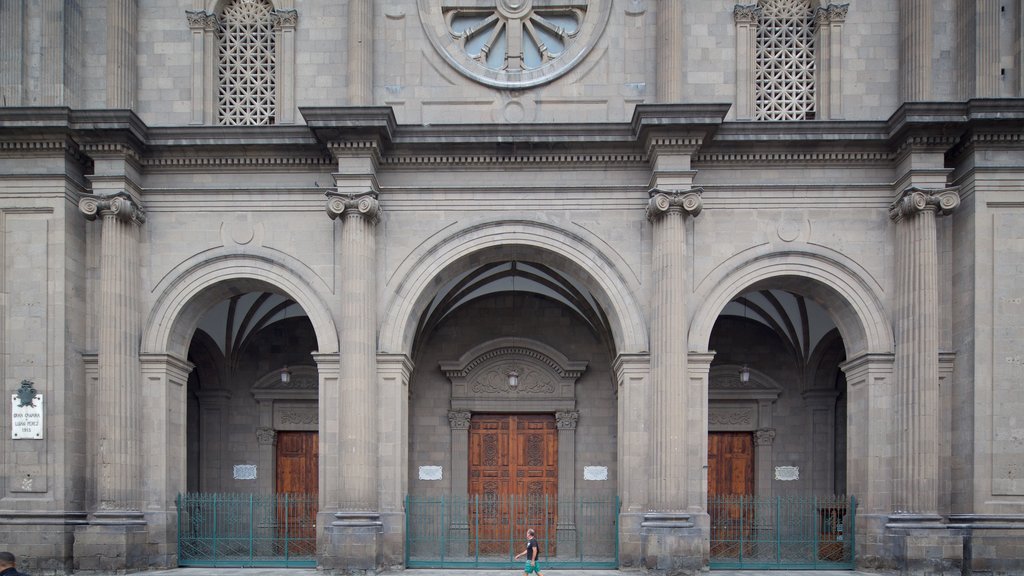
[
  {"x1": 276, "y1": 431, "x2": 318, "y2": 553},
  {"x1": 708, "y1": 431, "x2": 754, "y2": 497}
]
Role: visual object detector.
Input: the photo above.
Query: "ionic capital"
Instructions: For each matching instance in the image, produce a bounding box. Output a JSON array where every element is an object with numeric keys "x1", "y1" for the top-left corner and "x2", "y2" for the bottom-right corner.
[
  {"x1": 888, "y1": 186, "x2": 960, "y2": 222},
  {"x1": 555, "y1": 410, "x2": 579, "y2": 430},
  {"x1": 646, "y1": 187, "x2": 703, "y2": 222},
  {"x1": 256, "y1": 427, "x2": 277, "y2": 446},
  {"x1": 79, "y1": 193, "x2": 146, "y2": 226},
  {"x1": 733, "y1": 4, "x2": 761, "y2": 24},
  {"x1": 325, "y1": 191, "x2": 380, "y2": 224},
  {"x1": 754, "y1": 428, "x2": 777, "y2": 446},
  {"x1": 448, "y1": 410, "x2": 472, "y2": 430}
]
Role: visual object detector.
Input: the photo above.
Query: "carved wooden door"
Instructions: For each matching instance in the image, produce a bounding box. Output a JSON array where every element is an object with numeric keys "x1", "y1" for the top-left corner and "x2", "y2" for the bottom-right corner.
[
  {"x1": 708, "y1": 431, "x2": 754, "y2": 497},
  {"x1": 469, "y1": 414, "x2": 557, "y2": 555},
  {"x1": 276, "y1": 431, "x2": 318, "y2": 551}
]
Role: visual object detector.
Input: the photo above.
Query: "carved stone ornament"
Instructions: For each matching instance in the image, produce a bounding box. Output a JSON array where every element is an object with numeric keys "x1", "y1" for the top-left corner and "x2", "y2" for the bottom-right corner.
[
  {"x1": 270, "y1": 9, "x2": 298, "y2": 28},
  {"x1": 15, "y1": 380, "x2": 38, "y2": 408},
  {"x1": 555, "y1": 410, "x2": 579, "y2": 430},
  {"x1": 826, "y1": 3, "x2": 849, "y2": 23},
  {"x1": 186, "y1": 9, "x2": 218, "y2": 30},
  {"x1": 733, "y1": 4, "x2": 761, "y2": 24},
  {"x1": 278, "y1": 407, "x2": 318, "y2": 426},
  {"x1": 646, "y1": 187, "x2": 703, "y2": 221},
  {"x1": 754, "y1": 428, "x2": 777, "y2": 446},
  {"x1": 79, "y1": 193, "x2": 146, "y2": 225},
  {"x1": 255, "y1": 427, "x2": 277, "y2": 445},
  {"x1": 709, "y1": 407, "x2": 754, "y2": 427},
  {"x1": 448, "y1": 410, "x2": 472, "y2": 430},
  {"x1": 325, "y1": 191, "x2": 380, "y2": 224},
  {"x1": 888, "y1": 186, "x2": 961, "y2": 222}
]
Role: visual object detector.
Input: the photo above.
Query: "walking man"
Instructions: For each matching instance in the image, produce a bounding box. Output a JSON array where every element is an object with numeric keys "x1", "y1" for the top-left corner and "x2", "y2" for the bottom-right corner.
[{"x1": 514, "y1": 528, "x2": 543, "y2": 576}]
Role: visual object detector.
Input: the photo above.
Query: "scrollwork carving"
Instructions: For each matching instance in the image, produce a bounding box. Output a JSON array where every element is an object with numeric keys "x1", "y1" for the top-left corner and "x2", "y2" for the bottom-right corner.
[
  {"x1": 709, "y1": 408, "x2": 754, "y2": 426},
  {"x1": 646, "y1": 187, "x2": 703, "y2": 221},
  {"x1": 256, "y1": 427, "x2": 277, "y2": 445},
  {"x1": 186, "y1": 9, "x2": 218, "y2": 30},
  {"x1": 79, "y1": 193, "x2": 146, "y2": 226},
  {"x1": 733, "y1": 4, "x2": 761, "y2": 24},
  {"x1": 270, "y1": 9, "x2": 298, "y2": 28},
  {"x1": 325, "y1": 191, "x2": 380, "y2": 224},
  {"x1": 448, "y1": 410, "x2": 472, "y2": 430},
  {"x1": 754, "y1": 428, "x2": 777, "y2": 446},
  {"x1": 279, "y1": 407, "x2": 318, "y2": 425},
  {"x1": 555, "y1": 410, "x2": 579, "y2": 430},
  {"x1": 889, "y1": 187, "x2": 961, "y2": 221}
]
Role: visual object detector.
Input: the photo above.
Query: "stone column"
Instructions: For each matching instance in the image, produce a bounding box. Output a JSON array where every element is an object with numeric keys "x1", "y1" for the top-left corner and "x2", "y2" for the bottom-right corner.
[
  {"x1": 899, "y1": 0, "x2": 933, "y2": 102},
  {"x1": 75, "y1": 192, "x2": 147, "y2": 572},
  {"x1": 555, "y1": 410, "x2": 579, "y2": 557},
  {"x1": 256, "y1": 426, "x2": 277, "y2": 495},
  {"x1": 378, "y1": 353, "x2": 413, "y2": 566},
  {"x1": 613, "y1": 353, "x2": 650, "y2": 568},
  {"x1": 641, "y1": 188, "x2": 703, "y2": 573},
  {"x1": 322, "y1": 191, "x2": 381, "y2": 570},
  {"x1": 447, "y1": 410, "x2": 471, "y2": 555},
  {"x1": 185, "y1": 10, "x2": 217, "y2": 125},
  {"x1": 272, "y1": 9, "x2": 298, "y2": 123},
  {"x1": 814, "y1": 4, "x2": 848, "y2": 119},
  {"x1": 347, "y1": 0, "x2": 373, "y2": 105},
  {"x1": 754, "y1": 428, "x2": 776, "y2": 499},
  {"x1": 888, "y1": 186, "x2": 959, "y2": 517},
  {"x1": 733, "y1": 5, "x2": 760, "y2": 119},
  {"x1": 655, "y1": 1, "x2": 684, "y2": 102},
  {"x1": 106, "y1": 0, "x2": 137, "y2": 109}
]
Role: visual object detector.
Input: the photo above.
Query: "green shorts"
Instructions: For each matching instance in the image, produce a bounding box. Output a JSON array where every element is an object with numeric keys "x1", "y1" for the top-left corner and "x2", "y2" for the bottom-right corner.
[{"x1": 523, "y1": 561, "x2": 541, "y2": 574}]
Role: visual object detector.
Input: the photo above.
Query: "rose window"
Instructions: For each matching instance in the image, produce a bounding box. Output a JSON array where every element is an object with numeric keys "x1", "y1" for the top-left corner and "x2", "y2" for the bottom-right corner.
[{"x1": 419, "y1": 0, "x2": 612, "y2": 89}]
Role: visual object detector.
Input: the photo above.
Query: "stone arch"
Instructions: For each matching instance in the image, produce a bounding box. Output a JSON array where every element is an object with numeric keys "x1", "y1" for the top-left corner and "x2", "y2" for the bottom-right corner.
[
  {"x1": 378, "y1": 219, "x2": 648, "y2": 356},
  {"x1": 690, "y1": 247, "x2": 892, "y2": 358},
  {"x1": 143, "y1": 252, "x2": 338, "y2": 359}
]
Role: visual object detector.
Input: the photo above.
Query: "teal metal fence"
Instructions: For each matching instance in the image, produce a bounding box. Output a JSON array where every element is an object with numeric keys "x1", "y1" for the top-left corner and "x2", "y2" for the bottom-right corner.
[
  {"x1": 176, "y1": 492, "x2": 317, "y2": 567},
  {"x1": 405, "y1": 494, "x2": 619, "y2": 569},
  {"x1": 709, "y1": 494, "x2": 856, "y2": 570}
]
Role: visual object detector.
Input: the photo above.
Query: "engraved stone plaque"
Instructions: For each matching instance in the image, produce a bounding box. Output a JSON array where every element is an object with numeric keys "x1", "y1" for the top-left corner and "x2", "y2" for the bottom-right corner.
[
  {"x1": 584, "y1": 466, "x2": 608, "y2": 481},
  {"x1": 419, "y1": 465, "x2": 443, "y2": 480},
  {"x1": 233, "y1": 465, "x2": 257, "y2": 480},
  {"x1": 11, "y1": 393, "x2": 43, "y2": 439},
  {"x1": 775, "y1": 466, "x2": 799, "y2": 481}
]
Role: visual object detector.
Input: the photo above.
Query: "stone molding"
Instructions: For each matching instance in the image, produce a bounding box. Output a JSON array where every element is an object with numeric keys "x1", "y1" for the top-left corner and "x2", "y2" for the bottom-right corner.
[
  {"x1": 646, "y1": 187, "x2": 703, "y2": 221},
  {"x1": 447, "y1": 410, "x2": 471, "y2": 430},
  {"x1": 889, "y1": 187, "x2": 961, "y2": 221},
  {"x1": 78, "y1": 192, "x2": 146, "y2": 225},
  {"x1": 555, "y1": 410, "x2": 579, "y2": 430},
  {"x1": 325, "y1": 191, "x2": 380, "y2": 224}
]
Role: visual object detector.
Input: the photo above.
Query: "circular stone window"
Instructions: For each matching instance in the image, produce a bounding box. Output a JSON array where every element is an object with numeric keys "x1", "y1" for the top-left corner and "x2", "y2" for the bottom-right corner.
[{"x1": 418, "y1": 0, "x2": 612, "y2": 89}]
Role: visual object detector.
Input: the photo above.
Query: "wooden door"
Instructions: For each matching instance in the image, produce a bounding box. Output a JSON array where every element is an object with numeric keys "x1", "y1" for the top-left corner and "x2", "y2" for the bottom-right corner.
[
  {"x1": 708, "y1": 432, "x2": 754, "y2": 497},
  {"x1": 469, "y1": 414, "x2": 557, "y2": 555},
  {"x1": 276, "y1": 431, "x2": 318, "y2": 551}
]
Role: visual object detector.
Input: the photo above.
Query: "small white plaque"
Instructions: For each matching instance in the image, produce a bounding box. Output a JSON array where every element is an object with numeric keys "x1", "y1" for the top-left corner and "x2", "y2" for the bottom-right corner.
[
  {"x1": 584, "y1": 466, "x2": 608, "y2": 481},
  {"x1": 775, "y1": 466, "x2": 799, "y2": 481},
  {"x1": 233, "y1": 465, "x2": 257, "y2": 480},
  {"x1": 11, "y1": 393, "x2": 43, "y2": 439},
  {"x1": 419, "y1": 466, "x2": 443, "y2": 480}
]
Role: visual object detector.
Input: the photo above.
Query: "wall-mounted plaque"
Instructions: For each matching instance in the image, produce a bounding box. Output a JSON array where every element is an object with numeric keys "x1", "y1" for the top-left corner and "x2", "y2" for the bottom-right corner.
[
  {"x1": 775, "y1": 466, "x2": 799, "y2": 481},
  {"x1": 584, "y1": 466, "x2": 608, "y2": 481},
  {"x1": 233, "y1": 465, "x2": 257, "y2": 480},
  {"x1": 419, "y1": 466, "x2": 443, "y2": 480},
  {"x1": 11, "y1": 393, "x2": 43, "y2": 439}
]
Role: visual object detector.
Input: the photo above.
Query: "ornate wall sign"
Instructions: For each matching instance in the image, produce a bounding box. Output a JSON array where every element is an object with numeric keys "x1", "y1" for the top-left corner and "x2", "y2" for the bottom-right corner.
[
  {"x1": 775, "y1": 465, "x2": 799, "y2": 481},
  {"x1": 584, "y1": 466, "x2": 608, "y2": 480},
  {"x1": 11, "y1": 380, "x2": 43, "y2": 439},
  {"x1": 419, "y1": 465, "x2": 443, "y2": 480},
  {"x1": 233, "y1": 464, "x2": 257, "y2": 480},
  {"x1": 417, "y1": 0, "x2": 613, "y2": 89}
]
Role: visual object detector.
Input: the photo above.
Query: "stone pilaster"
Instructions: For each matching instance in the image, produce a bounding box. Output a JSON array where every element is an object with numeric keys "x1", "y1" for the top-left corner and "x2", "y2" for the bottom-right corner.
[
  {"x1": 814, "y1": 4, "x2": 848, "y2": 119},
  {"x1": 75, "y1": 192, "x2": 147, "y2": 572},
  {"x1": 347, "y1": 0, "x2": 373, "y2": 105},
  {"x1": 613, "y1": 353, "x2": 650, "y2": 568},
  {"x1": 272, "y1": 9, "x2": 298, "y2": 123},
  {"x1": 185, "y1": 10, "x2": 217, "y2": 124},
  {"x1": 322, "y1": 191, "x2": 381, "y2": 570},
  {"x1": 888, "y1": 186, "x2": 959, "y2": 518},
  {"x1": 555, "y1": 410, "x2": 579, "y2": 557},
  {"x1": 377, "y1": 353, "x2": 413, "y2": 566},
  {"x1": 106, "y1": 0, "x2": 137, "y2": 109},
  {"x1": 899, "y1": 0, "x2": 933, "y2": 102},
  {"x1": 447, "y1": 410, "x2": 471, "y2": 556},
  {"x1": 656, "y1": 2, "x2": 684, "y2": 102},
  {"x1": 753, "y1": 428, "x2": 776, "y2": 500},
  {"x1": 733, "y1": 5, "x2": 760, "y2": 119}
]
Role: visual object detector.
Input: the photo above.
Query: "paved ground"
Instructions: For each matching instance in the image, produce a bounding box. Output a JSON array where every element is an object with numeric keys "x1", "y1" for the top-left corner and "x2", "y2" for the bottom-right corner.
[{"x1": 138, "y1": 565, "x2": 897, "y2": 569}]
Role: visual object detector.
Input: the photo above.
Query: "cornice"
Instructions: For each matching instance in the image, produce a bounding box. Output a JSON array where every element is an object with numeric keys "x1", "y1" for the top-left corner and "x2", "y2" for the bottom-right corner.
[{"x1": 379, "y1": 152, "x2": 647, "y2": 168}]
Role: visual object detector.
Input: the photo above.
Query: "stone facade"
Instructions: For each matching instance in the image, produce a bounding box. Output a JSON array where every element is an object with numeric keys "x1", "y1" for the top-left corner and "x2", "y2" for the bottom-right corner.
[{"x1": 1, "y1": 1, "x2": 1024, "y2": 575}]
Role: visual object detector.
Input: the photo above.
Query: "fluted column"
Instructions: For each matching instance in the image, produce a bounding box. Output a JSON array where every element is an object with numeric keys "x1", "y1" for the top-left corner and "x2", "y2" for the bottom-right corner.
[
  {"x1": 888, "y1": 186, "x2": 960, "y2": 516},
  {"x1": 78, "y1": 193, "x2": 146, "y2": 516},
  {"x1": 106, "y1": 0, "x2": 137, "y2": 109},
  {"x1": 326, "y1": 191, "x2": 380, "y2": 511},
  {"x1": 656, "y1": 1, "x2": 685, "y2": 102},
  {"x1": 347, "y1": 0, "x2": 373, "y2": 104},
  {"x1": 899, "y1": 0, "x2": 933, "y2": 102},
  {"x1": 646, "y1": 188, "x2": 702, "y2": 512}
]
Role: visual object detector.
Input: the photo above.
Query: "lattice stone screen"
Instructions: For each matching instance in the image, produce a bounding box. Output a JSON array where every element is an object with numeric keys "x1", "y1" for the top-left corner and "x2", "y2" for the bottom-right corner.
[
  {"x1": 217, "y1": 0, "x2": 277, "y2": 125},
  {"x1": 754, "y1": 0, "x2": 816, "y2": 121}
]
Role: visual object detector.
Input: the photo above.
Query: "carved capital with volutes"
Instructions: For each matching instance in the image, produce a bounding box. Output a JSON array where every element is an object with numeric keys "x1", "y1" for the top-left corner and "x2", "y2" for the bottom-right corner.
[
  {"x1": 646, "y1": 187, "x2": 703, "y2": 222},
  {"x1": 79, "y1": 193, "x2": 146, "y2": 226},
  {"x1": 733, "y1": 4, "x2": 761, "y2": 24},
  {"x1": 754, "y1": 428, "x2": 777, "y2": 446},
  {"x1": 448, "y1": 410, "x2": 472, "y2": 430},
  {"x1": 185, "y1": 9, "x2": 218, "y2": 31},
  {"x1": 888, "y1": 186, "x2": 960, "y2": 222},
  {"x1": 555, "y1": 410, "x2": 579, "y2": 430},
  {"x1": 256, "y1": 427, "x2": 277, "y2": 446},
  {"x1": 271, "y1": 9, "x2": 298, "y2": 29},
  {"x1": 325, "y1": 191, "x2": 380, "y2": 224}
]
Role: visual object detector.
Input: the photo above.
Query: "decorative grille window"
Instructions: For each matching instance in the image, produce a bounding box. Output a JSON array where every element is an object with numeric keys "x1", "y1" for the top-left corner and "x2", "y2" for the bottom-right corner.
[
  {"x1": 754, "y1": 0, "x2": 816, "y2": 121},
  {"x1": 217, "y1": 0, "x2": 276, "y2": 125}
]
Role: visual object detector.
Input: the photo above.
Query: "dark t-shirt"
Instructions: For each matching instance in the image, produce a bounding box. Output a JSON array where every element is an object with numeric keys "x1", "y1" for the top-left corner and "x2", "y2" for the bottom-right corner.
[{"x1": 526, "y1": 537, "x2": 539, "y2": 561}]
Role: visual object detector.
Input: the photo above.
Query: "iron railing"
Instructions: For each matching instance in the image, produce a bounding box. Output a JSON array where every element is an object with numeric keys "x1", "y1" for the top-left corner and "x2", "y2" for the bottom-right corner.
[
  {"x1": 176, "y1": 492, "x2": 317, "y2": 567},
  {"x1": 709, "y1": 494, "x2": 856, "y2": 570},
  {"x1": 405, "y1": 494, "x2": 619, "y2": 568}
]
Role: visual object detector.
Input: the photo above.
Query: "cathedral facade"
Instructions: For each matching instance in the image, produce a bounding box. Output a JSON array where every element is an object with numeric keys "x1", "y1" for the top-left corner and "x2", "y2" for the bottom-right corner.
[{"x1": 1, "y1": 1, "x2": 1023, "y2": 574}]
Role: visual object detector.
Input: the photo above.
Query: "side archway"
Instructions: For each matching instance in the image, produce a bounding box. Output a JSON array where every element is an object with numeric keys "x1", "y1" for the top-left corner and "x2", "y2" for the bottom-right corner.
[
  {"x1": 378, "y1": 219, "x2": 648, "y2": 356},
  {"x1": 143, "y1": 252, "x2": 339, "y2": 358},
  {"x1": 690, "y1": 247, "x2": 893, "y2": 358}
]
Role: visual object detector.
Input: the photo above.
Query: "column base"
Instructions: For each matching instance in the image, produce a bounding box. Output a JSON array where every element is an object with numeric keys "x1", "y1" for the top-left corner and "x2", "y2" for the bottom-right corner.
[
  {"x1": 949, "y1": 514, "x2": 1024, "y2": 576},
  {"x1": 319, "y1": 511, "x2": 383, "y2": 571},
  {"x1": 379, "y1": 510, "x2": 406, "y2": 568},
  {"x1": 883, "y1": 514, "x2": 964, "y2": 576},
  {"x1": 640, "y1": 512, "x2": 707, "y2": 575},
  {"x1": 618, "y1": 511, "x2": 645, "y2": 568},
  {"x1": 0, "y1": 510, "x2": 84, "y2": 574},
  {"x1": 73, "y1": 512, "x2": 149, "y2": 573}
]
